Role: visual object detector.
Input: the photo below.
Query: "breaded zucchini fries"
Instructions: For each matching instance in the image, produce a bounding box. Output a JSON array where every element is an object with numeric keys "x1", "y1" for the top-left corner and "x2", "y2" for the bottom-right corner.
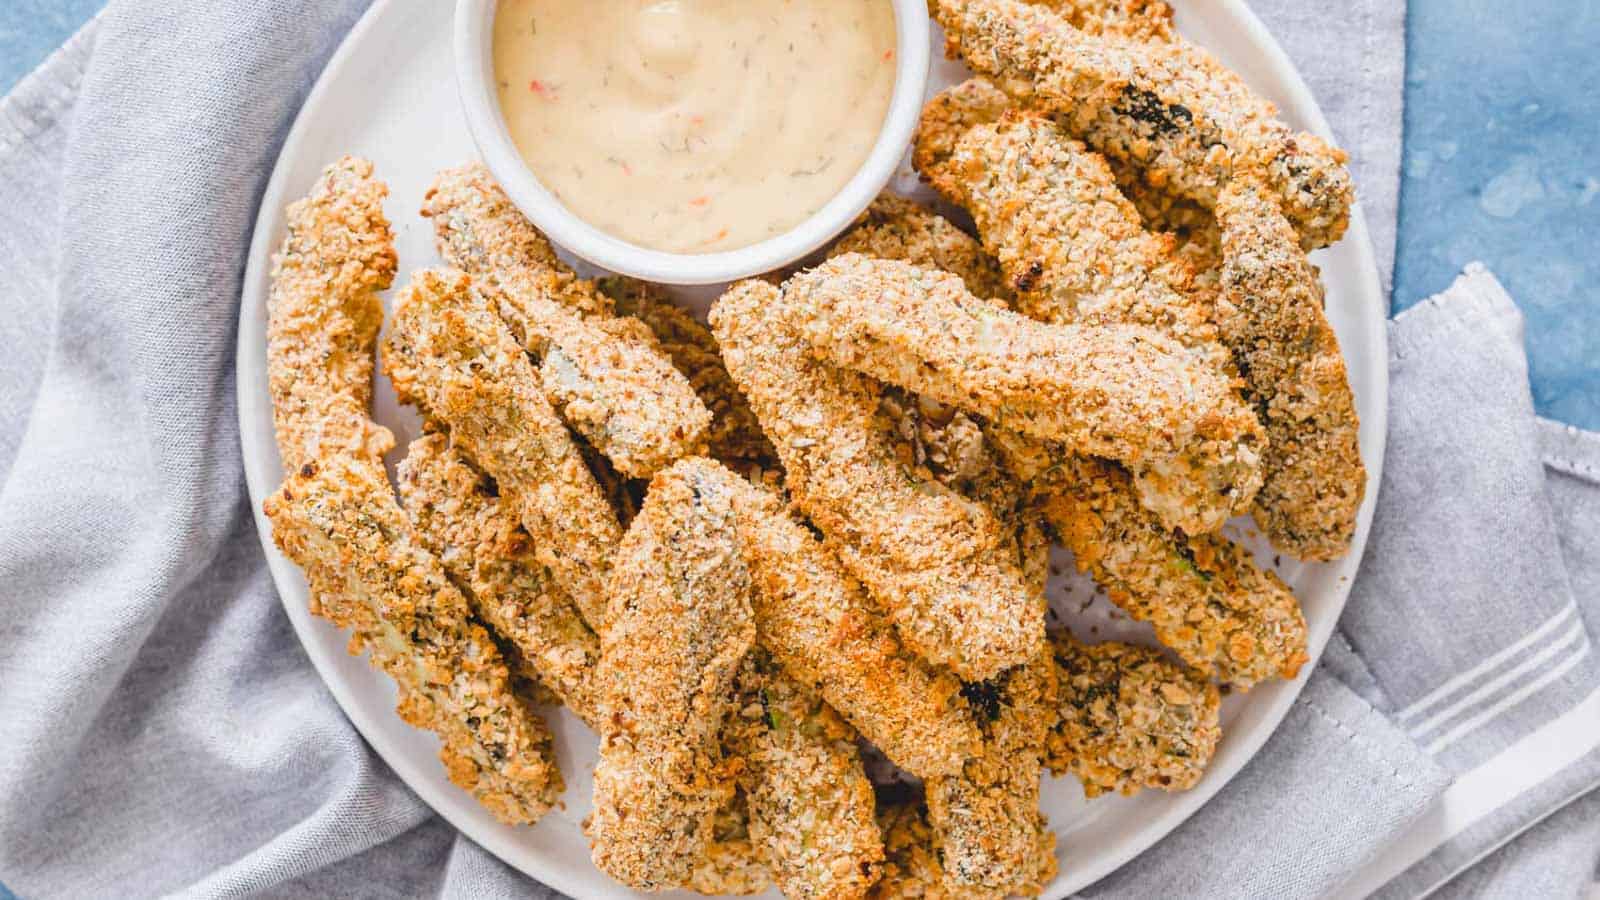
[{"x1": 264, "y1": 25, "x2": 1367, "y2": 883}]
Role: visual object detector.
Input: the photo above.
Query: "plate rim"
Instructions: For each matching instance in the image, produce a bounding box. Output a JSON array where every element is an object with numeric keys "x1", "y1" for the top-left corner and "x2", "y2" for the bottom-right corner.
[{"x1": 236, "y1": 1, "x2": 1390, "y2": 896}]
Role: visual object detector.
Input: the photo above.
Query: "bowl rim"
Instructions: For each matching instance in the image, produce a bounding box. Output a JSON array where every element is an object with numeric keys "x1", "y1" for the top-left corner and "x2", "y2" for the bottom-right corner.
[{"x1": 453, "y1": 0, "x2": 932, "y2": 285}]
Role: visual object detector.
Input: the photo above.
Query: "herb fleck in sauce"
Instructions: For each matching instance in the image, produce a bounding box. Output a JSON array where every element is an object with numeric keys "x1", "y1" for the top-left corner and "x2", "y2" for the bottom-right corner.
[{"x1": 493, "y1": 0, "x2": 898, "y2": 253}]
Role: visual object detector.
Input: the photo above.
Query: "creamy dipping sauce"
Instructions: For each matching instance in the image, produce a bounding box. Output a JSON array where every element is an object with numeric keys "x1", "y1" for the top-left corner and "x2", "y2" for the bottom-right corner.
[{"x1": 493, "y1": 0, "x2": 899, "y2": 254}]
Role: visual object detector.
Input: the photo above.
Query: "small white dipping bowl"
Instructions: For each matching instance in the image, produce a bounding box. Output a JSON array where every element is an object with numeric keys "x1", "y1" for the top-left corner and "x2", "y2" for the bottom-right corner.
[{"x1": 454, "y1": 0, "x2": 930, "y2": 286}]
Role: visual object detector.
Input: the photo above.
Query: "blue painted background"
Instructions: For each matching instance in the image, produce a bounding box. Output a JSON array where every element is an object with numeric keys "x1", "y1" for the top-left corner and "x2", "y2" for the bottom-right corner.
[
  {"x1": 1393, "y1": 0, "x2": 1600, "y2": 427},
  {"x1": 3, "y1": 1, "x2": 1596, "y2": 429},
  {"x1": 0, "y1": 2, "x2": 1596, "y2": 898}
]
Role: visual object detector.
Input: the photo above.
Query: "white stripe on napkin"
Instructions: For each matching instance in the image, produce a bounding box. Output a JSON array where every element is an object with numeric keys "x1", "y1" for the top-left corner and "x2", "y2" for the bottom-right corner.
[
  {"x1": 1407, "y1": 614, "x2": 1589, "y2": 739},
  {"x1": 1397, "y1": 603, "x2": 1579, "y2": 724},
  {"x1": 1424, "y1": 637, "x2": 1593, "y2": 754},
  {"x1": 1331, "y1": 683, "x2": 1600, "y2": 899}
]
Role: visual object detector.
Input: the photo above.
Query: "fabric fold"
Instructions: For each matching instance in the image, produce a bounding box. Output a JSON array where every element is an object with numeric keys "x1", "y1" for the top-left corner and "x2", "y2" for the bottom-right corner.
[
  {"x1": 1333, "y1": 271, "x2": 1600, "y2": 900},
  {"x1": 1080, "y1": 672, "x2": 1450, "y2": 900},
  {"x1": 1346, "y1": 267, "x2": 1598, "y2": 770}
]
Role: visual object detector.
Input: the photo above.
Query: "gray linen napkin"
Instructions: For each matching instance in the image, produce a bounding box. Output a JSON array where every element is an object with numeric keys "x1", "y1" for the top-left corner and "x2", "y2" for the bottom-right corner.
[{"x1": 2, "y1": 3, "x2": 1596, "y2": 900}]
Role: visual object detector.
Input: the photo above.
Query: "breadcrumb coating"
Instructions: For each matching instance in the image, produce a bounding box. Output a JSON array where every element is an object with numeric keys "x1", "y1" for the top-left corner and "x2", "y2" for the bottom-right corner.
[
  {"x1": 1108, "y1": 155, "x2": 1222, "y2": 249},
  {"x1": 925, "y1": 658, "x2": 1059, "y2": 898},
  {"x1": 422, "y1": 162, "x2": 613, "y2": 316},
  {"x1": 714, "y1": 278, "x2": 1043, "y2": 681},
  {"x1": 1217, "y1": 181, "x2": 1365, "y2": 561},
  {"x1": 681, "y1": 457, "x2": 982, "y2": 778},
  {"x1": 589, "y1": 458, "x2": 756, "y2": 890},
  {"x1": 873, "y1": 389, "x2": 1050, "y2": 609},
  {"x1": 399, "y1": 440, "x2": 777, "y2": 888},
  {"x1": 912, "y1": 78, "x2": 1015, "y2": 206},
  {"x1": 1109, "y1": 164, "x2": 1227, "y2": 324},
  {"x1": 423, "y1": 165, "x2": 711, "y2": 478},
  {"x1": 868, "y1": 802, "x2": 953, "y2": 900},
  {"x1": 264, "y1": 455, "x2": 562, "y2": 825},
  {"x1": 382, "y1": 268, "x2": 623, "y2": 631},
  {"x1": 932, "y1": 0, "x2": 1353, "y2": 249},
  {"x1": 998, "y1": 436, "x2": 1309, "y2": 687},
  {"x1": 267, "y1": 156, "x2": 396, "y2": 473},
  {"x1": 598, "y1": 276, "x2": 779, "y2": 476},
  {"x1": 1029, "y1": 0, "x2": 1175, "y2": 41},
  {"x1": 780, "y1": 254, "x2": 1264, "y2": 535},
  {"x1": 926, "y1": 108, "x2": 1227, "y2": 364},
  {"x1": 833, "y1": 194, "x2": 1014, "y2": 303},
  {"x1": 396, "y1": 433, "x2": 604, "y2": 723},
  {"x1": 689, "y1": 801, "x2": 773, "y2": 896},
  {"x1": 823, "y1": 194, "x2": 1305, "y2": 689},
  {"x1": 875, "y1": 390, "x2": 1057, "y2": 899},
  {"x1": 1046, "y1": 631, "x2": 1222, "y2": 798},
  {"x1": 726, "y1": 651, "x2": 885, "y2": 900},
  {"x1": 912, "y1": 77, "x2": 1219, "y2": 328}
]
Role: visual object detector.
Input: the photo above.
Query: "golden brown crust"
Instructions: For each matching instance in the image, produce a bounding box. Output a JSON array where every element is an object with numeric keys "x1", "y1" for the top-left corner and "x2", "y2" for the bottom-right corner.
[
  {"x1": 382, "y1": 268, "x2": 623, "y2": 631},
  {"x1": 874, "y1": 392, "x2": 1057, "y2": 898},
  {"x1": 266, "y1": 156, "x2": 396, "y2": 473},
  {"x1": 598, "y1": 276, "x2": 780, "y2": 476},
  {"x1": 423, "y1": 165, "x2": 711, "y2": 478},
  {"x1": 873, "y1": 391, "x2": 1043, "y2": 586},
  {"x1": 1046, "y1": 631, "x2": 1222, "y2": 798},
  {"x1": 689, "y1": 800, "x2": 774, "y2": 896},
  {"x1": 820, "y1": 193, "x2": 1305, "y2": 690},
  {"x1": 924, "y1": 658, "x2": 1059, "y2": 898},
  {"x1": 779, "y1": 255, "x2": 1264, "y2": 535},
  {"x1": 928, "y1": 109, "x2": 1226, "y2": 364},
  {"x1": 997, "y1": 437, "x2": 1309, "y2": 687},
  {"x1": 684, "y1": 457, "x2": 983, "y2": 778},
  {"x1": 834, "y1": 194, "x2": 1014, "y2": 303},
  {"x1": 396, "y1": 434, "x2": 604, "y2": 724},
  {"x1": 913, "y1": 78, "x2": 1015, "y2": 207},
  {"x1": 1216, "y1": 181, "x2": 1366, "y2": 561},
  {"x1": 264, "y1": 455, "x2": 562, "y2": 825},
  {"x1": 589, "y1": 458, "x2": 756, "y2": 890},
  {"x1": 421, "y1": 164, "x2": 613, "y2": 318},
  {"x1": 726, "y1": 652, "x2": 885, "y2": 900},
  {"x1": 714, "y1": 279, "x2": 1043, "y2": 681},
  {"x1": 868, "y1": 802, "x2": 953, "y2": 900},
  {"x1": 1029, "y1": 0, "x2": 1175, "y2": 41},
  {"x1": 932, "y1": 0, "x2": 1352, "y2": 249}
]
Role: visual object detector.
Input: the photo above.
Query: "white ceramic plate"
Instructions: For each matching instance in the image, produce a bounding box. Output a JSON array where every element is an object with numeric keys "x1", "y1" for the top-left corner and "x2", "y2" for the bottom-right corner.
[{"x1": 238, "y1": 3, "x2": 1389, "y2": 897}]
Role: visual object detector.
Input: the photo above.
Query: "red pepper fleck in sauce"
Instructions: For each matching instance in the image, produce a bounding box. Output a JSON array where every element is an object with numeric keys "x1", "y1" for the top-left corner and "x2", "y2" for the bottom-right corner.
[{"x1": 493, "y1": 0, "x2": 896, "y2": 253}]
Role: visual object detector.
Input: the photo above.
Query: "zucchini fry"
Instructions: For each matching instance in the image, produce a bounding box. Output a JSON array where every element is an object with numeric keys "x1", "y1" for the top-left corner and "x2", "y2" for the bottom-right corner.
[
  {"x1": 396, "y1": 433, "x2": 603, "y2": 720},
  {"x1": 713, "y1": 279, "x2": 1043, "y2": 681},
  {"x1": 673, "y1": 455, "x2": 982, "y2": 778},
  {"x1": 779, "y1": 255, "x2": 1265, "y2": 536},
  {"x1": 589, "y1": 459, "x2": 756, "y2": 890},
  {"x1": 931, "y1": 0, "x2": 1353, "y2": 249},
  {"x1": 423, "y1": 164, "x2": 711, "y2": 478},
  {"x1": 726, "y1": 651, "x2": 885, "y2": 899},
  {"x1": 831, "y1": 196, "x2": 1307, "y2": 688},
  {"x1": 924, "y1": 659, "x2": 1059, "y2": 898},
  {"x1": 265, "y1": 455, "x2": 562, "y2": 824},
  {"x1": 1216, "y1": 180, "x2": 1365, "y2": 560},
  {"x1": 598, "y1": 276, "x2": 780, "y2": 476},
  {"x1": 382, "y1": 268, "x2": 623, "y2": 630},
  {"x1": 1046, "y1": 631, "x2": 1222, "y2": 797},
  {"x1": 266, "y1": 156, "x2": 396, "y2": 472}
]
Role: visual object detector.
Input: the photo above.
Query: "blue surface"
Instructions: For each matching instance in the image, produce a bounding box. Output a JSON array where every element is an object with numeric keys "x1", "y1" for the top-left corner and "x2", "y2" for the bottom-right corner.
[
  {"x1": 1393, "y1": 0, "x2": 1600, "y2": 429},
  {"x1": 0, "y1": 0, "x2": 100, "y2": 92},
  {"x1": 1, "y1": 1, "x2": 1596, "y2": 429}
]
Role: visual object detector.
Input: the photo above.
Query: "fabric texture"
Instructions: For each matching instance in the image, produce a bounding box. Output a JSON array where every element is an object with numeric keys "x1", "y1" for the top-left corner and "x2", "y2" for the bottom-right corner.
[
  {"x1": 1, "y1": 2, "x2": 1596, "y2": 900},
  {"x1": 1337, "y1": 269, "x2": 1600, "y2": 900},
  {"x1": 1250, "y1": 0, "x2": 1407, "y2": 291}
]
